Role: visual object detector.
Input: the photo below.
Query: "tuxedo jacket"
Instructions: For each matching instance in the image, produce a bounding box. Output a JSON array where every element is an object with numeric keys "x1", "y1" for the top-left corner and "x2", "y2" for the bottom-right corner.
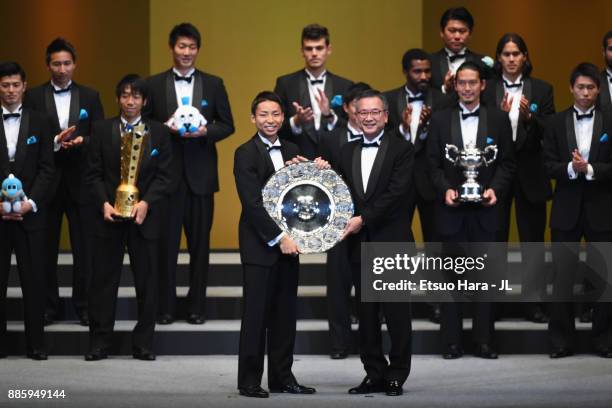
[
  {"x1": 427, "y1": 105, "x2": 516, "y2": 236},
  {"x1": 274, "y1": 69, "x2": 353, "y2": 159},
  {"x1": 23, "y1": 81, "x2": 104, "y2": 203},
  {"x1": 384, "y1": 86, "x2": 453, "y2": 201},
  {"x1": 145, "y1": 69, "x2": 235, "y2": 195},
  {"x1": 0, "y1": 108, "x2": 55, "y2": 230},
  {"x1": 337, "y1": 131, "x2": 414, "y2": 258},
  {"x1": 85, "y1": 117, "x2": 173, "y2": 239},
  {"x1": 543, "y1": 108, "x2": 612, "y2": 232},
  {"x1": 234, "y1": 135, "x2": 300, "y2": 266},
  {"x1": 599, "y1": 71, "x2": 612, "y2": 112},
  {"x1": 482, "y1": 76, "x2": 555, "y2": 203},
  {"x1": 317, "y1": 124, "x2": 360, "y2": 171},
  {"x1": 429, "y1": 49, "x2": 484, "y2": 91}
]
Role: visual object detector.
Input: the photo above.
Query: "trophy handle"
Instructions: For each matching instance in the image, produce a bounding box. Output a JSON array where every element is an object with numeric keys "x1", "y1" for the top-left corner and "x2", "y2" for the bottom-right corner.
[
  {"x1": 483, "y1": 145, "x2": 498, "y2": 166},
  {"x1": 445, "y1": 144, "x2": 459, "y2": 164}
]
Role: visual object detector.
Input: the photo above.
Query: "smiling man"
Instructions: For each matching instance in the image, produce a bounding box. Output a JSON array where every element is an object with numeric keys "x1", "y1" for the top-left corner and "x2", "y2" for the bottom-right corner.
[
  {"x1": 274, "y1": 24, "x2": 353, "y2": 159},
  {"x1": 24, "y1": 37, "x2": 105, "y2": 327},
  {"x1": 145, "y1": 22, "x2": 235, "y2": 326}
]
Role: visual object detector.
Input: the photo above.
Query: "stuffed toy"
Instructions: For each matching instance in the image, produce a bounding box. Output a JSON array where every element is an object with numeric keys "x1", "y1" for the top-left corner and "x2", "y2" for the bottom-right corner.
[
  {"x1": 166, "y1": 96, "x2": 207, "y2": 136},
  {"x1": 1, "y1": 174, "x2": 26, "y2": 213}
]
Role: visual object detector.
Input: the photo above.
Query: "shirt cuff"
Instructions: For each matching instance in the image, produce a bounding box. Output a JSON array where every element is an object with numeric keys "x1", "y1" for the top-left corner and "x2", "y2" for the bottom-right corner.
[
  {"x1": 399, "y1": 124, "x2": 411, "y2": 141},
  {"x1": 325, "y1": 111, "x2": 338, "y2": 131},
  {"x1": 53, "y1": 135, "x2": 62, "y2": 152},
  {"x1": 27, "y1": 198, "x2": 38, "y2": 213},
  {"x1": 290, "y1": 116, "x2": 303, "y2": 134},
  {"x1": 267, "y1": 231, "x2": 285, "y2": 247},
  {"x1": 567, "y1": 162, "x2": 578, "y2": 179},
  {"x1": 441, "y1": 84, "x2": 447, "y2": 94},
  {"x1": 586, "y1": 164, "x2": 595, "y2": 180}
]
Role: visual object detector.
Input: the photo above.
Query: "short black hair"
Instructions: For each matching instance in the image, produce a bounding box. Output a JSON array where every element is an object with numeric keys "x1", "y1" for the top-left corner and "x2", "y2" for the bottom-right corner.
[
  {"x1": 603, "y1": 30, "x2": 612, "y2": 49},
  {"x1": 115, "y1": 74, "x2": 148, "y2": 99},
  {"x1": 493, "y1": 33, "x2": 533, "y2": 78},
  {"x1": 401, "y1": 48, "x2": 431, "y2": 72},
  {"x1": 569, "y1": 63, "x2": 601, "y2": 88},
  {"x1": 343, "y1": 82, "x2": 371, "y2": 106},
  {"x1": 0, "y1": 62, "x2": 26, "y2": 82},
  {"x1": 45, "y1": 37, "x2": 77, "y2": 65},
  {"x1": 251, "y1": 91, "x2": 283, "y2": 115},
  {"x1": 456, "y1": 61, "x2": 484, "y2": 80},
  {"x1": 440, "y1": 7, "x2": 474, "y2": 31},
  {"x1": 301, "y1": 24, "x2": 330, "y2": 46},
  {"x1": 354, "y1": 89, "x2": 389, "y2": 111},
  {"x1": 169, "y1": 22, "x2": 201, "y2": 49}
]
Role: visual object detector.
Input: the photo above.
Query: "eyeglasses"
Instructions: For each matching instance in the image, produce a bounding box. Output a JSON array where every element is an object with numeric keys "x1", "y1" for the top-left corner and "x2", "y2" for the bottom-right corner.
[{"x1": 357, "y1": 109, "x2": 386, "y2": 119}]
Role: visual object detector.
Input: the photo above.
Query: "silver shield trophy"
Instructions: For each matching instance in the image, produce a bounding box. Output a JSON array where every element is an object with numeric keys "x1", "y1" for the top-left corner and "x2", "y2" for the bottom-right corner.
[
  {"x1": 262, "y1": 161, "x2": 354, "y2": 254},
  {"x1": 445, "y1": 143, "x2": 498, "y2": 202}
]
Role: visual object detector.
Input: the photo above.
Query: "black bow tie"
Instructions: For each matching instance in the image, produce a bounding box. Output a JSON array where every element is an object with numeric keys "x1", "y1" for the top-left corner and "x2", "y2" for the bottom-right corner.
[
  {"x1": 53, "y1": 85, "x2": 71, "y2": 94},
  {"x1": 503, "y1": 80, "x2": 522, "y2": 89},
  {"x1": 361, "y1": 138, "x2": 381, "y2": 148},
  {"x1": 174, "y1": 74, "x2": 193, "y2": 83},
  {"x1": 309, "y1": 79, "x2": 324, "y2": 85},
  {"x1": 574, "y1": 109, "x2": 594, "y2": 121},
  {"x1": 3, "y1": 112, "x2": 20, "y2": 120},
  {"x1": 461, "y1": 109, "x2": 480, "y2": 120},
  {"x1": 267, "y1": 145, "x2": 282, "y2": 152},
  {"x1": 448, "y1": 53, "x2": 466, "y2": 62},
  {"x1": 408, "y1": 94, "x2": 425, "y2": 103},
  {"x1": 348, "y1": 130, "x2": 363, "y2": 141},
  {"x1": 122, "y1": 121, "x2": 141, "y2": 133}
]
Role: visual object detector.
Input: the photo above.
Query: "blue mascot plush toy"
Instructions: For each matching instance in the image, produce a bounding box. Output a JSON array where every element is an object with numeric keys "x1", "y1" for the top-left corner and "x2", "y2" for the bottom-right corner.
[{"x1": 1, "y1": 174, "x2": 26, "y2": 213}]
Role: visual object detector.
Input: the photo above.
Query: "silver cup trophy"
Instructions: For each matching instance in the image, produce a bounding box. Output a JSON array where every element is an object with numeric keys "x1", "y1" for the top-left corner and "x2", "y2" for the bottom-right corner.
[{"x1": 445, "y1": 143, "x2": 498, "y2": 202}]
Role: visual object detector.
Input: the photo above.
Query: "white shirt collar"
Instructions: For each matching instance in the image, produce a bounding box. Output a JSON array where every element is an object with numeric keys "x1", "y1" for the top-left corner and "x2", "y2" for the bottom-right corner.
[
  {"x1": 347, "y1": 123, "x2": 362, "y2": 136},
  {"x1": 172, "y1": 67, "x2": 195, "y2": 77},
  {"x1": 305, "y1": 69, "x2": 327, "y2": 81},
  {"x1": 51, "y1": 80, "x2": 72, "y2": 91},
  {"x1": 573, "y1": 105, "x2": 595, "y2": 115},
  {"x1": 459, "y1": 102, "x2": 480, "y2": 113},
  {"x1": 2, "y1": 104, "x2": 22, "y2": 115},
  {"x1": 502, "y1": 74, "x2": 523, "y2": 85},
  {"x1": 445, "y1": 47, "x2": 467, "y2": 57},
  {"x1": 120, "y1": 115, "x2": 142, "y2": 126},
  {"x1": 258, "y1": 132, "x2": 281, "y2": 147},
  {"x1": 404, "y1": 86, "x2": 423, "y2": 97},
  {"x1": 363, "y1": 130, "x2": 384, "y2": 144}
]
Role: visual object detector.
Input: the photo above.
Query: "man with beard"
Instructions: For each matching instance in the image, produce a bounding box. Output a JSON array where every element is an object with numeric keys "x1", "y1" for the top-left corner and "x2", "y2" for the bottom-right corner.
[{"x1": 599, "y1": 30, "x2": 612, "y2": 112}]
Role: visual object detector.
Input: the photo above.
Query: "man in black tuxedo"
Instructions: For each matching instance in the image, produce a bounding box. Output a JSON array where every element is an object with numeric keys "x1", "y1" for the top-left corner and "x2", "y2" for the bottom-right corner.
[
  {"x1": 429, "y1": 7, "x2": 484, "y2": 94},
  {"x1": 341, "y1": 90, "x2": 414, "y2": 397},
  {"x1": 84, "y1": 75, "x2": 172, "y2": 361},
  {"x1": 24, "y1": 38, "x2": 104, "y2": 326},
  {"x1": 235, "y1": 91, "x2": 320, "y2": 398},
  {"x1": 274, "y1": 24, "x2": 353, "y2": 159},
  {"x1": 318, "y1": 82, "x2": 370, "y2": 359},
  {"x1": 599, "y1": 30, "x2": 612, "y2": 112},
  {"x1": 543, "y1": 63, "x2": 612, "y2": 359},
  {"x1": 428, "y1": 62, "x2": 515, "y2": 360},
  {"x1": 0, "y1": 62, "x2": 55, "y2": 360},
  {"x1": 482, "y1": 33, "x2": 555, "y2": 323},
  {"x1": 145, "y1": 23, "x2": 235, "y2": 325}
]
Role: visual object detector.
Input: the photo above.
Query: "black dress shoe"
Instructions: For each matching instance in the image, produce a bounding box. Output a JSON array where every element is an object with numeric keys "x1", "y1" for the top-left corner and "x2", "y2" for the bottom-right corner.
[
  {"x1": 26, "y1": 350, "x2": 48, "y2": 360},
  {"x1": 43, "y1": 313, "x2": 54, "y2": 326},
  {"x1": 549, "y1": 348, "x2": 573, "y2": 359},
  {"x1": 77, "y1": 312, "x2": 90, "y2": 326},
  {"x1": 84, "y1": 349, "x2": 108, "y2": 361},
  {"x1": 385, "y1": 380, "x2": 403, "y2": 396},
  {"x1": 330, "y1": 350, "x2": 348, "y2": 359},
  {"x1": 133, "y1": 349, "x2": 156, "y2": 361},
  {"x1": 239, "y1": 385, "x2": 269, "y2": 398},
  {"x1": 594, "y1": 347, "x2": 612, "y2": 358},
  {"x1": 186, "y1": 313, "x2": 205, "y2": 324},
  {"x1": 442, "y1": 343, "x2": 463, "y2": 359},
  {"x1": 157, "y1": 313, "x2": 174, "y2": 325},
  {"x1": 348, "y1": 376, "x2": 385, "y2": 394},
  {"x1": 429, "y1": 304, "x2": 441, "y2": 324},
  {"x1": 475, "y1": 343, "x2": 498, "y2": 359},
  {"x1": 526, "y1": 306, "x2": 548, "y2": 323},
  {"x1": 579, "y1": 307, "x2": 593, "y2": 323},
  {"x1": 350, "y1": 314, "x2": 359, "y2": 325},
  {"x1": 270, "y1": 383, "x2": 316, "y2": 394}
]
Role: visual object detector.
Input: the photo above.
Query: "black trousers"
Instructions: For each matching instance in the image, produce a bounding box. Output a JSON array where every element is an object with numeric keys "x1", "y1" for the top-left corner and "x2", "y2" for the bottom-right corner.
[
  {"x1": 158, "y1": 180, "x2": 214, "y2": 317},
  {"x1": 0, "y1": 222, "x2": 45, "y2": 354},
  {"x1": 439, "y1": 211, "x2": 495, "y2": 346},
  {"x1": 45, "y1": 185, "x2": 96, "y2": 318},
  {"x1": 238, "y1": 257, "x2": 299, "y2": 389},
  {"x1": 549, "y1": 215, "x2": 612, "y2": 350},
  {"x1": 88, "y1": 223, "x2": 159, "y2": 351},
  {"x1": 325, "y1": 240, "x2": 355, "y2": 353},
  {"x1": 352, "y1": 261, "x2": 412, "y2": 385}
]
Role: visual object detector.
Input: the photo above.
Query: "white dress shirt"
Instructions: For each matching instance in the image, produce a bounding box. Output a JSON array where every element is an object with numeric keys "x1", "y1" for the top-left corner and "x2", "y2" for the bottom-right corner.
[
  {"x1": 51, "y1": 80, "x2": 73, "y2": 152},
  {"x1": 290, "y1": 69, "x2": 338, "y2": 134},
  {"x1": 502, "y1": 75, "x2": 523, "y2": 142},
  {"x1": 361, "y1": 130, "x2": 384, "y2": 192},
  {"x1": 173, "y1": 67, "x2": 195, "y2": 108},
  {"x1": 446, "y1": 47, "x2": 467, "y2": 75},
  {"x1": 567, "y1": 105, "x2": 595, "y2": 180},
  {"x1": 120, "y1": 115, "x2": 142, "y2": 132},
  {"x1": 459, "y1": 103, "x2": 479, "y2": 148},
  {"x1": 259, "y1": 133, "x2": 286, "y2": 246},
  {"x1": 399, "y1": 87, "x2": 424, "y2": 143},
  {"x1": 346, "y1": 123, "x2": 363, "y2": 142}
]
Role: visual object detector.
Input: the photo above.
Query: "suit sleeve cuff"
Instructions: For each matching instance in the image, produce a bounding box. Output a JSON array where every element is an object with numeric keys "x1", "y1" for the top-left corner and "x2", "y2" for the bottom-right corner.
[
  {"x1": 325, "y1": 111, "x2": 338, "y2": 131},
  {"x1": 290, "y1": 117, "x2": 303, "y2": 134},
  {"x1": 267, "y1": 231, "x2": 285, "y2": 247},
  {"x1": 399, "y1": 124, "x2": 411, "y2": 141},
  {"x1": 53, "y1": 135, "x2": 62, "y2": 152},
  {"x1": 567, "y1": 162, "x2": 578, "y2": 179},
  {"x1": 27, "y1": 198, "x2": 38, "y2": 213}
]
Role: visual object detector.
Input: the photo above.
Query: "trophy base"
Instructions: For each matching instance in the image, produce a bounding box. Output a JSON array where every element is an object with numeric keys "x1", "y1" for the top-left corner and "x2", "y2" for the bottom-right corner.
[
  {"x1": 458, "y1": 184, "x2": 483, "y2": 203},
  {"x1": 111, "y1": 214, "x2": 134, "y2": 222}
]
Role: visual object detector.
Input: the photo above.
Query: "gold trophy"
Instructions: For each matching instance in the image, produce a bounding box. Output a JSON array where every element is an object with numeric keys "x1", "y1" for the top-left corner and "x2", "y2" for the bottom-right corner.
[{"x1": 113, "y1": 123, "x2": 149, "y2": 220}]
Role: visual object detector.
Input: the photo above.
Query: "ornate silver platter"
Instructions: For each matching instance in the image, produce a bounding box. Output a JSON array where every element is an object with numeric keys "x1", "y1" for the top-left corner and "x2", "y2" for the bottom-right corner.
[{"x1": 262, "y1": 161, "x2": 354, "y2": 254}]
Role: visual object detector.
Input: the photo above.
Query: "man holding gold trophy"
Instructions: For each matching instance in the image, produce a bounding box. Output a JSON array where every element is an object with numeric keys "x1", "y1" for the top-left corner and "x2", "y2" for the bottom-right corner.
[{"x1": 84, "y1": 75, "x2": 172, "y2": 361}]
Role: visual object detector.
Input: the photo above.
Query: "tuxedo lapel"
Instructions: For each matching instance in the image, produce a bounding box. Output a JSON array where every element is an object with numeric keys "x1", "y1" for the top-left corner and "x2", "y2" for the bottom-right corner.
[
  {"x1": 298, "y1": 71, "x2": 310, "y2": 109},
  {"x1": 43, "y1": 84, "x2": 61, "y2": 131},
  {"x1": 324, "y1": 73, "x2": 334, "y2": 102},
  {"x1": 601, "y1": 72, "x2": 612, "y2": 107},
  {"x1": 351, "y1": 142, "x2": 365, "y2": 199},
  {"x1": 514, "y1": 79, "x2": 532, "y2": 151},
  {"x1": 0, "y1": 121, "x2": 8, "y2": 176},
  {"x1": 438, "y1": 51, "x2": 449, "y2": 82},
  {"x1": 397, "y1": 88, "x2": 408, "y2": 122},
  {"x1": 495, "y1": 80, "x2": 504, "y2": 109},
  {"x1": 565, "y1": 109, "x2": 578, "y2": 156},
  {"x1": 450, "y1": 108, "x2": 463, "y2": 149},
  {"x1": 365, "y1": 134, "x2": 389, "y2": 200},
  {"x1": 476, "y1": 106, "x2": 488, "y2": 149},
  {"x1": 192, "y1": 71, "x2": 203, "y2": 112},
  {"x1": 425, "y1": 88, "x2": 433, "y2": 108},
  {"x1": 68, "y1": 84, "x2": 80, "y2": 126},
  {"x1": 164, "y1": 70, "x2": 178, "y2": 119},
  {"x1": 589, "y1": 110, "x2": 603, "y2": 162},
  {"x1": 254, "y1": 135, "x2": 276, "y2": 178},
  {"x1": 13, "y1": 110, "x2": 29, "y2": 175},
  {"x1": 111, "y1": 118, "x2": 122, "y2": 176}
]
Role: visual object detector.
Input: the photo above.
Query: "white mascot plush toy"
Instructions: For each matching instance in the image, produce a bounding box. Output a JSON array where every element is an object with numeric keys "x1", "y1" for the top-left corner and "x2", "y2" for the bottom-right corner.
[{"x1": 166, "y1": 97, "x2": 207, "y2": 136}]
